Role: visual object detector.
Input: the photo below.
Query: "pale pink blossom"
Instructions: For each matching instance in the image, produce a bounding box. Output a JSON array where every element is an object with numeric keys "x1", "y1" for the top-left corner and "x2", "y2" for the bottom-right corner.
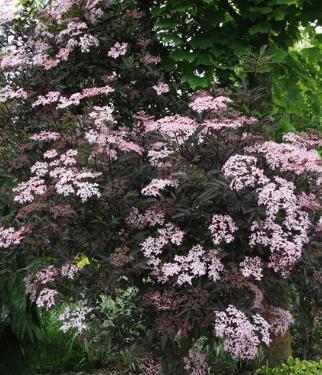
[
  {"x1": 203, "y1": 116, "x2": 257, "y2": 131},
  {"x1": 268, "y1": 307, "x2": 293, "y2": 337},
  {"x1": 189, "y1": 95, "x2": 232, "y2": 113},
  {"x1": 126, "y1": 207, "x2": 165, "y2": 229},
  {"x1": 30, "y1": 131, "x2": 61, "y2": 142},
  {"x1": 239, "y1": 257, "x2": 263, "y2": 281},
  {"x1": 79, "y1": 34, "x2": 99, "y2": 52},
  {"x1": 161, "y1": 245, "x2": 224, "y2": 286},
  {"x1": 139, "y1": 356, "x2": 161, "y2": 375},
  {"x1": 61, "y1": 263, "x2": 79, "y2": 279},
  {"x1": 107, "y1": 42, "x2": 128, "y2": 59},
  {"x1": 44, "y1": 149, "x2": 59, "y2": 159},
  {"x1": 33, "y1": 91, "x2": 60, "y2": 107},
  {"x1": 145, "y1": 115, "x2": 197, "y2": 140},
  {"x1": 13, "y1": 177, "x2": 47, "y2": 204},
  {"x1": 142, "y1": 178, "x2": 179, "y2": 197},
  {"x1": 59, "y1": 305, "x2": 92, "y2": 333},
  {"x1": 209, "y1": 214, "x2": 238, "y2": 245},
  {"x1": 0, "y1": 226, "x2": 30, "y2": 248},
  {"x1": 35, "y1": 265, "x2": 59, "y2": 284},
  {"x1": 36, "y1": 288, "x2": 58, "y2": 310},
  {"x1": 214, "y1": 305, "x2": 270, "y2": 359},
  {"x1": 222, "y1": 155, "x2": 269, "y2": 191},
  {"x1": 141, "y1": 55, "x2": 161, "y2": 65},
  {"x1": 153, "y1": 83, "x2": 170, "y2": 95},
  {"x1": 0, "y1": 86, "x2": 28, "y2": 102},
  {"x1": 247, "y1": 141, "x2": 322, "y2": 176}
]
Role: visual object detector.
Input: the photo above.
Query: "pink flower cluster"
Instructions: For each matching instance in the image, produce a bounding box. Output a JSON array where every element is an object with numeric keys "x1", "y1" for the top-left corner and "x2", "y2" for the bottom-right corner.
[
  {"x1": 59, "y1": 305, "x2": 93, "y2": 333},
  {"x1": 13, "y1": 176, "x2": 47, "y2": 204},
  {"x1": 145, "y1": 115, "x2": 197, "y2": 141},
  {"x1": 0, "y1": 85, "x2": 28, "y2": 102},
  {"x1": 44, "y1": 0, "x2": 103, "y2": 23},
  {"x1": 153, "y1": 83, "x2": 170, "y2": 95},
  {"x1": 247, "y1": 141, "x2": 322, "y2": 176},
  {"x1": 36, "y1": 288, "x2": 58, "y2": 310},
  {"x1": 30, "y1": 131, "x2": 61, "y2": 142},
  {"x1": 35, "y1": 265, "x2": 59, "y2": 285},
  {"x1": 203, "y1": 116, "x2": 257, "y2": 131},
  {"x1": 268, "y1": 307, "x2": 293, "y2": 337},
  {"x1": 222, "y1": 155, "x2": 269, "y2": 191},
  {"x1": 147, "y1": 142, "x2": 172, "y2": 169},
  {"x1": 0, "y1": 226, "x2": 30, "y2": 248},
  {"x1": 126, "y1": 9, "x2": 145, "y2": 19},
  {"x1": 61, "y1": 263, "x2": 79, "y2": 279},
  {"x1": 141, "y1": 178, "x2": 179, "y2": 197},
  {"x1": 283, "y1": 132, "x2": 322, "y2": 149},
  {"x1": 239, "y1": 256, "x2": 263, "y2": 281},
  {"x1": 139, "y1": 356, "x2": 161, "y2": 375},
  {"x1": 214, "y1": 305, "x2": 270, "y2": 359},
  {"x1": 25, "y1": 262, "x2": 79, "y2": 307},
  {"x1": 141, "y1": 223, "x2": 184, "y2": 267},
  {"x1": 208, "y1": 214, "x2": 238, "y2": 245},
  {"x1": 189, "y1": 95, "x2": 232, "y2": 113},
  {"x1": 161, "y1": 245, "x2": 224, "y2": 285},
  {"x1": 183, "y1": 348, "x2": 208, "y2": 375},
  {"x1": 141, "y1": 55, "x2": 161, "y2": 65},
  {"x1": 107, "y1": 42, "x2": 128, "y2": 59},
  {"x1": 85, "y1": 105, "x2": 143, "y2": 160},
  {"x1": 126, "y1": 207, "x2": 165, "y2": 229},
  {"x1": 250, "y1": 177, "x2": 310, "y2": 277},
  {"x1": 14, "y1": 149, "x2": 101, "y2": 203},
  {"x1": 0, "y1": 45, "x2": 29, "y2": 70},
  {"x1": 57, "y1": 85, "x2": 114, "y2": 109},
  {"x1": 33, "y1": 91, "x2": 61, "y2": 107}
]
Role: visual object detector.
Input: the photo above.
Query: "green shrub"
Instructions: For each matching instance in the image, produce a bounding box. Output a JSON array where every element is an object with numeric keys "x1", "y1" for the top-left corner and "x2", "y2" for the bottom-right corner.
[{"x1": 257, "y1": 358, "x2": 322, "y2": 375}]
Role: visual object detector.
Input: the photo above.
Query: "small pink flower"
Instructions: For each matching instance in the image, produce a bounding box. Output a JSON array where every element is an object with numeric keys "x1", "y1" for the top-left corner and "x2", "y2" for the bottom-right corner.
[
  {"x1": 36, "y1": 288, "x2": 58, "y2": 310},
  {"x1": 209, "y1": 214, "x2": 238, "y2": 245},
  {"x1": 153, "y1": 83, "x2": 170, "y2": 95},
  {"x1": 107, "y1": 42, "x2": 128, "y2": 59}
]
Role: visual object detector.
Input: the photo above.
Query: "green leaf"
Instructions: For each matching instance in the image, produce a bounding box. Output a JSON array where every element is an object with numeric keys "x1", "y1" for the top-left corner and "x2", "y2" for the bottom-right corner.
[
  {"x1": 169, "y1": 50, "x2": 196, "y2": 63},
  {"x1": 168, "y1": 2, "x2": 194, "y2": 12},
  {"x1": 195, "y1": 52, "x2": 214, "y2": 65},
  {"x1": 190, "y1": 36, "x2": 214, "y2": 49},
  {"x1": 182, "y1": 73, "x2": 210, "y2": 89},
  {"x1": 160, "y1": 33, "x2": 183, "y2": 45},
  {"x1": 273, "y1": 8, "x2": 286, "y2": 20},
  {"x1": 249, "y1": 22, "x2": 270, "y2": 35},
  {"x1": 249, "y1": 6, "x2": 272, "y2": 14},
  {"x1": 155, "y1": 19, "x2": 178, "y2": 29},
  {"x1": 275, "y1": 0, "x2": 297, "y2": 4},
  {"x1": 270, "y1": 48, "x2": 287, "y2": 63},
  {"x1": 234, "y1": 46, "x2": 251, "y2": 57}
]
